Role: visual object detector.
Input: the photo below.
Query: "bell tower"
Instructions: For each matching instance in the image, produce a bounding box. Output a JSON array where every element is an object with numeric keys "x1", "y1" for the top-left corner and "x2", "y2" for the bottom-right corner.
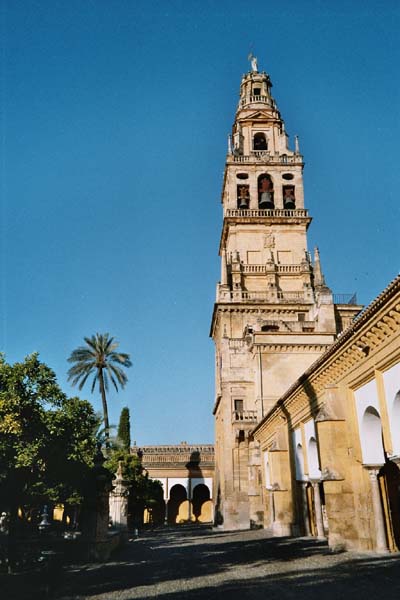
[{"x1": 211, "y1": 58, "x2": 361, "y2": 530}]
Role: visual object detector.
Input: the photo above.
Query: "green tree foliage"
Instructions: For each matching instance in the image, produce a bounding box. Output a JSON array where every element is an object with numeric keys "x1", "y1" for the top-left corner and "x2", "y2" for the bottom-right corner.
[
  {"x1": 0, "y1": 353, "x2": 99, "y2": 516},
  {"x1": 105, "y1": 449, "x2": 163, "y2": 523},
  {"x1": 117, "y1": 406, "x2": 131, "y2": 451},
  {"x1": 67, "y1": 333, "x2": 132, "y2": 445}
]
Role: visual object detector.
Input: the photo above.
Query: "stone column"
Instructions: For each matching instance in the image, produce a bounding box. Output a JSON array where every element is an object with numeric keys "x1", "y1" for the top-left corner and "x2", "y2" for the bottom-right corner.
[
  {"x1": 367, "y1": 467, "x2": 388, "y2": 553},
  {"x1": 311, "y1": 481, "x2": 325, "y2": 538},
  {"x1": 188, "y1": 480, "x2": 192, "y2": 522},
  {"x1": 164, "y1": 478, "x2": 169, "y2": 525},
  {"x1": 80, "y1": 445, "x2": 114, "y2": 561},
  {"x1": 300, "y1": 482, "x2": 311, "y2": 536},
  {"x1": 109, "y1": 462, "x2": 128, "y2": 532}
]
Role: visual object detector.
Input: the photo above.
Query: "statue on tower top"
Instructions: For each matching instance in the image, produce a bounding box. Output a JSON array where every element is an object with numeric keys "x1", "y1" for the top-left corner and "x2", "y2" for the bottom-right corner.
[{"x1": 248, "y1": 53, "x2": 258, "y2": 73}]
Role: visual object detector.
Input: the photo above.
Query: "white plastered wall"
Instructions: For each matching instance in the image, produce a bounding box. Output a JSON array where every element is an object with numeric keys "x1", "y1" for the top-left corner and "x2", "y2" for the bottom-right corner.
[
  {"x1": 150, "y1": 477, "x2": 213, "y2": 500},
  {"x1": 354, "y1": 379, "x2": 385, "y2": 465},
  {"x1": 191, "y1": 478, "x2": 213, "y2": 499},
  {"x1": 304, "y1": 419, "x2": 321, "y2": 479},
  {"x1": 382, "y1": 362, "x2": 400, "y2": 455},
  {"x1": 263, "y1": 451, "x2": 271, "y2": 488}
]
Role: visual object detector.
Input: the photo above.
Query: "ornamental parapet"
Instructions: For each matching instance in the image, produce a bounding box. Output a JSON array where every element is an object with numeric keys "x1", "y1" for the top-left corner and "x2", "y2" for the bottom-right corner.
[
  {"x1": 226, "y1": 152, "x2": 303, "y2": 166},
  {"x1": 131, "y1": 444, "x2": 214, "y2": 467},
  {"x1": 224, "y1": 208, "x2": 309, "y2": 219},
  {"x1": 232, "y1": 409, "x2": 258, "y2": 424},
  {"x1": 217, "y1": 288, "x2": 314, "y2": 304},
  {"x1": 242, "y1": 263, "x2": 304, "y2": 274}
]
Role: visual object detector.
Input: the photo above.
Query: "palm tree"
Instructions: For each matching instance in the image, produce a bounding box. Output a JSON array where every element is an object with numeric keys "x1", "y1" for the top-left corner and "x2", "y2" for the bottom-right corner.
[{"x1": 67, "y1": 333, "x2": 132, "y2": 446}]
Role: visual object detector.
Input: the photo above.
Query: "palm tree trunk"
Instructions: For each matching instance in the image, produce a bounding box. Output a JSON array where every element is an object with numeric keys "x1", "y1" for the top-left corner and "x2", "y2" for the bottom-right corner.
[{"x1": 98, "y1": 367, "x2": 110, "y2": 448}]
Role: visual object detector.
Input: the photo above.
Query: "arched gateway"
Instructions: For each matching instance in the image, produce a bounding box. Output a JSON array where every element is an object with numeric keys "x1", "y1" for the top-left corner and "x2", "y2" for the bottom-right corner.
[{"x1": 132, "y1": 443, "x2": 214, "y2": 525}]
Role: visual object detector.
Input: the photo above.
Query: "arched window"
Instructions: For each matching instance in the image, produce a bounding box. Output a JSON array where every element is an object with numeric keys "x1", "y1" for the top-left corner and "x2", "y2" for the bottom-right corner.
[
  {"x1": 361, "y1": 406, "x2": 384, "y2": 465},
  {"x1": 283, "y1": 185, "x2": 296, "y2": 209},
  {"x1": 258, "y1": 174, "x2": 274, "y2": 209},
  {"x1": 308, "y1": 437, "x2": 321, "y2": 479},
  {"x1": 192, "y1": 484, "x2": 212, "y2": 523},
  {"x1": 253, "y1": 133, "x2": 268, "y2": 151},
  {"x1": 168, "y1": 484, "x2": 188, "y2": 524},
  {"x1": 392, "y1": 390, "x2": 400, "y2": 454},
  {"x1": 237, "y1": 184, "x2": 250, "y2": 209},
  {"x1": 295, "y1": 443, "x2": 305, "y2": 480}
]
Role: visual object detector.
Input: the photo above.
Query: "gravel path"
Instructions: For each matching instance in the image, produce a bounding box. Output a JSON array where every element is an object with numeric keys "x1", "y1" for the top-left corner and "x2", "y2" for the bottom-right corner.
[{"x1": 56, "y1": 525, "x2": 400, "y2": 600}]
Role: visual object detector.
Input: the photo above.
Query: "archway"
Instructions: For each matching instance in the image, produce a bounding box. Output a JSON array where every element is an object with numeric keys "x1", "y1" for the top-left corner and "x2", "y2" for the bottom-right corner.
[
  {"x1": 295, "y1": 442, "x2": 305, "y2": 480},
  {"x1": 143, "y1": 485, "x2": 165, "y2": 526},
  {"x1": 258, "y1": 174, "x2": 274, "y2": 209},
  {"x1": 379, "y1": 461, "x2": 400, "y2": 551},
  {"x1": 168, "y1": 484, "x2": 187, "y2": 524},
  {"x1": 391, "y1": 391, "x2": 400, "y2": 453},
  {"x1": 192, "y1": 484, "x2": 212, "y2": 523},
  {"x1": 361, "y1": 406, "x2": 384, "y2": 465},
  {"x1": 253, "y1": 132, "x2": 267, "y2": 150},
  {"x1": 308, "y1": 437, "x2": 320, "y2": 479}
]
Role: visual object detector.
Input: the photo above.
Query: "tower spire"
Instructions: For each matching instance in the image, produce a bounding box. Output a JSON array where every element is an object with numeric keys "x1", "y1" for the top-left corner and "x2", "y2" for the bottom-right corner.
[{"x1": 313, "y1": 247, "x2": 326, "y2": 288}]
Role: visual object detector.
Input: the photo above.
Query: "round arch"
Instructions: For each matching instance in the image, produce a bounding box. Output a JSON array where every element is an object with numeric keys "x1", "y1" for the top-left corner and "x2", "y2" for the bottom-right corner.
[
  {"x1": 391, "y1": 391, "x2": 400, "y2": 454},
  {"x1": 361, "y1": 406, "x2": 384, "y2": 465},
  {"x1": 167, "y1": 484, "x2": 188, "y2": 524},
  {"x1": 258, "y1": 173, "x2": 274, "y2": 209},
  {"x1": 253, "y1": 132, "x2": 268, "y2": 151},
  {"x1": 295, "y1": 443, "x2": 305, "y2": 481},
  {"x1": 192, "y1": 484, "x2": 212, "y2": 523},
  {"x1": 308, "y1": 437, "x2": 320, "y2": 479}
]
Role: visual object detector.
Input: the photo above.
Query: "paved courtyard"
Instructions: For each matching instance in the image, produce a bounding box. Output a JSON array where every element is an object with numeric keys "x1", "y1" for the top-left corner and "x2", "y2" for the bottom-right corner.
[{"x1": 54, "y1": 525, "x2": 400, "y2": 600}]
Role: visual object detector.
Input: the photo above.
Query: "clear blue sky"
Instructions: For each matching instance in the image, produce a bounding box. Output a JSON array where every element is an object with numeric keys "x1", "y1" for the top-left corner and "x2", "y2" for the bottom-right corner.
[{"x1": 2, "y1": 1, "x2": 399, "y2": 445}]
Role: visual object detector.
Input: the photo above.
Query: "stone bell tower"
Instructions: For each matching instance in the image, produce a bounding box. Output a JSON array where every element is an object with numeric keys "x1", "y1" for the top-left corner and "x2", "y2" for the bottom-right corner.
[{"x1": 211, "y1": 57, "x2": 361, "y2": 530}]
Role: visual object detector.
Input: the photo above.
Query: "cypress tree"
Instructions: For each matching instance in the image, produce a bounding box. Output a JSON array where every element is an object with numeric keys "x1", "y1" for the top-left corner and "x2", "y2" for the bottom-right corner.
[{"x1": 118, "y1": 406, "x2": 131, "y2": 450}]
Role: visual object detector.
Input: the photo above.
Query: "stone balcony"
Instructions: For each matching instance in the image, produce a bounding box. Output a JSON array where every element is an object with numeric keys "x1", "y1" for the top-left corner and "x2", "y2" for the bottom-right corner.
[
  {"x1": 225, "y1": 208, "x2": 309, "y2": 218},
  {"x1": 232, "y1": 410, "x2": 258, "y2": 424},
  {"x1": 217, "y1": 287, "x2": 314, "y2": 304},
  {"x1": 239, "y1": 94, "x2": 271, "y2": 106},
  {"x1": 226, "y1": 152, "x2": 303, "y2": 165},
  {"x1": 242, "y1": 263, "x2": 304, "y2": 275}
]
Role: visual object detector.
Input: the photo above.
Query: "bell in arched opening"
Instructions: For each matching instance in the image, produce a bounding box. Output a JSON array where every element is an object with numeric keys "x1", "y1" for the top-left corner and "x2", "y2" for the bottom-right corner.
[
  {"x1": 283, "y1": 185, "x2": 296, "y2": 209},
  {"x1": 258, "y1": 174, "x2": 274, "y2": 209},
  {"x1": 253, "y1": 132, "x2": 268, "y2": 151},
  {"x1": 237, "y1": 184, "x2": 250, "y2": 209}
]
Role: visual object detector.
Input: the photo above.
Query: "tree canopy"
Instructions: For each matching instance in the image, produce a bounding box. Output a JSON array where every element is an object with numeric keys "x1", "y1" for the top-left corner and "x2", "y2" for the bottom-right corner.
[
  {"x1": 67, "y1": 333, "x2": 132, "y2": 444},
  {"x1": 117, "y1": 406, "x2": 131, "y2": 451},
  {"x1": 0, "y1": 353, "x2": 99, "y2": 514},
  {"x1": 105, "y1": 448, "x2": 163, "y2": 524}
]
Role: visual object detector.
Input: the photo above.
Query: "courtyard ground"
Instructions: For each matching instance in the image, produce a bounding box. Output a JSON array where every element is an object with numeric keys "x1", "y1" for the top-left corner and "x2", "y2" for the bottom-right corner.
[
  {"x1": 57, "y1": 525, "x2": 400, "y2": 600},
  {"x1": 4, "y1": 525, "x2": 400, "y2": 599}
]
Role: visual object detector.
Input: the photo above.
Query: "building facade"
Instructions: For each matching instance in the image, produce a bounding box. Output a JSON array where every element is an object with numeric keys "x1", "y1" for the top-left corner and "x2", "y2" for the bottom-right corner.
[
  {"x1": 133, "y1": 443, "x2": 214, "y2": 525},
  {"x1": 253, "y1": 275, "x2": 400, "y2": 552},
  {"x1": 211, "y1": 60, "x2": 362, "y2": 530}
]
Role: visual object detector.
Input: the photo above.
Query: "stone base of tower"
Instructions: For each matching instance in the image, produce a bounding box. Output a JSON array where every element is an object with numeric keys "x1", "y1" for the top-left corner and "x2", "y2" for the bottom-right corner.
[
  {"x1": 249, "y1": 494, "x2": 264, "y2": 529},
  {"x1": 218, "y1": 492, "x2": 265, "y2": 530},
  {"x1": 220, "y1": 492, "x2": 250, "y2": 530}
]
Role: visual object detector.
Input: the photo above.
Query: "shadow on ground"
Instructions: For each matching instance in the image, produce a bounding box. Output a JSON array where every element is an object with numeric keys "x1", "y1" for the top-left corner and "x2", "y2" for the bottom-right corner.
[{"x1": 4, "y1": 525, "x2": 400, "y2": 599}]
